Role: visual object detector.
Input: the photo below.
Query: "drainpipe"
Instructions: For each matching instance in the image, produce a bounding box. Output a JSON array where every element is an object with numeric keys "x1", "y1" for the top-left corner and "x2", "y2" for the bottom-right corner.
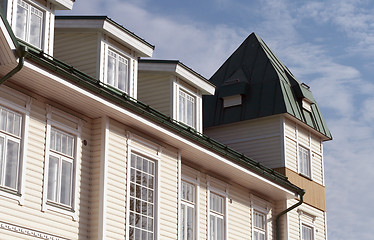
[
  {"x1": 0, "y1": 45, "x2": 27, "y2": 85},
  {"x1": 275, "y1": 189, "x2": 305, "y2": 240}
]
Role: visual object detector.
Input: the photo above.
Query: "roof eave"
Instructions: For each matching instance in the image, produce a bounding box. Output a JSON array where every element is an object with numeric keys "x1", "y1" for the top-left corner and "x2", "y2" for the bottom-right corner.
[{"x1": 50, "y1": 0, "x2": 74, "y2": 10}]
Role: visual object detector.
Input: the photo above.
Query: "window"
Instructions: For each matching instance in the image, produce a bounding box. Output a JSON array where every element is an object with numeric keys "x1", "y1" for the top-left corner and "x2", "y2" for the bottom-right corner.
[
  {"x1": 181, "y1": 181, "x2": 196, "y2": 240},
  {"x1": 0, "y1": 106, "x2": 22, "y2": 191},
  {"x1": 253, "y1": 211, "x2": 266, "y2": 240},
  {"x1": 178, "y1": 90, "x2": 195, "y2": 128},
  {"x1": 128, "y1": 153, "x2": 156, "y2": 240},
  {"x1": 299, "y1": 145, "x2": 311, "y2": 178},
  {"x1": 209, "y1": 192, "x2": 224, "y2": 240},
  {"x1": 15, "y1": 0, "x2": 44, "y2": 48},
  {"x1": 301, "y1": 224, "x2": 314, "y2": 240},
  {"x1": 47, "y1": 128, "x2": 75, "y2": 207},
  {"x1": 106, "y1": 49, "x2": 129, "y2": 93}
]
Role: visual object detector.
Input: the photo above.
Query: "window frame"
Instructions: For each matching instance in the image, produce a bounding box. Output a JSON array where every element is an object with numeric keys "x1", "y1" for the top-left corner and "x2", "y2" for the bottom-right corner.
[
  {"x1": 301, "y1": 223, "x2": 314, "y2": 240},
  {"x1": 104, "y1": 46, "x2": 132, "y2": 94},
  {"x1": 13, "y1": 0, "x2": 45, "y2": 49},
  {"x1": 298, "y1": 144, "x2": 312, "y2": 179},
  {"x1": 0, "y1": 87, "x2": 31, "y2": 205},
  {"x1": 42, "y1": 106, "x2": 81, "y2": 220},
  {"x1": 180, "y1": 180, "x2": 197, "y2": 240},
  {"x1": 252, "y1": 210, "x2": 267, "y2": 240},
  {"x1": 177, "y1": 87, "x2": 197, "y2": 129},
  {"x1": 126, "y1": 142, "x2": 160, "y2": 240}
]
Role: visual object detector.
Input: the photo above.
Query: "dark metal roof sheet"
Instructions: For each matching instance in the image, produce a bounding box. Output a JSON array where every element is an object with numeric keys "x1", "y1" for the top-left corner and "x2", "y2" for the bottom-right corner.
[{"x1": 203, "y1": 33, "x2": 332, "y2": 140}]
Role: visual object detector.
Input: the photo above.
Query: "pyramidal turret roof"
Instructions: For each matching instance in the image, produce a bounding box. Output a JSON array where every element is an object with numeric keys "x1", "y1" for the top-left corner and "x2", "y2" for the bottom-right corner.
[{"x1": 203, "y1": 32, "x2": 332, "y2": 140}]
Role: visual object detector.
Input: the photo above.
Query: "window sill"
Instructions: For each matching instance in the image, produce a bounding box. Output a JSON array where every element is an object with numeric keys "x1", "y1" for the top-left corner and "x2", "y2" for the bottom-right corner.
[
  {"x1": 43, "y1": 201, "x2": 77, "y2": 221},
  {"x1": 298, "y1": 172, "x2": 313, "y2": 181},
  {"x1": 0, "y1": 186, "x2": 23, "y2": 205}
]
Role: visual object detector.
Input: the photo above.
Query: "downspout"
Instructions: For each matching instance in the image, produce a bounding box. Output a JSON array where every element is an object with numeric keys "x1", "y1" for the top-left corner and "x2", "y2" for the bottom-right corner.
[
  {"x1": 276, "y1": 189, "x2": 305, "y2": 240},
  {"x1": 0, "y1": 45, "x2": 27, "y2": 85}
]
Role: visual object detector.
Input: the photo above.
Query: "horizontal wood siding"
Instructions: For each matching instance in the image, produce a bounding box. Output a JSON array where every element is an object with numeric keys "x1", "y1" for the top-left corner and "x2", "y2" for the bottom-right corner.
[
  {"x1": 0, "y1": 97, "x2": 92, "y2": 239},
  {"x1": 159, "y1": 147, "x2": 179, "y2": 239},
  {"x1": 105, "y1": 120, "x2": 128, "y2": 240},
  {"x1": 204, "y1": 116, "x2": 283, "y2": 169},
  {"x1": 89, "y1": 118, "x2": 103, "y2": 240},
  {"x1": 54, "y1": 32, "x2": 99, "y2": 78},
  {"x1": 138, "y1": 73, "x2": 171, "y2": 116},
  {"x1": 227, "y1": 184, "x2": 251, "y2": 240},
  {"x1": 287, "y1": 200, "x2": 326, "y2": 240}
]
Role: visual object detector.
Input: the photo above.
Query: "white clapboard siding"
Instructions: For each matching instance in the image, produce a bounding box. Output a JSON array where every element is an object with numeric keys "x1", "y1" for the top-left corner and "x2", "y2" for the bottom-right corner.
[
  {"x1": 159, "y1": 147, "x2": 179, "y2": 239},
  {"x1": 89, "y1": 117, "x2": 103, "y2": 239},
  {"x1": 227, "y1": 184, "x2": 251, "y2": 240},
  {"x1": 205, "y1": 116, "x2": 283, "y2": 169},
  {"x1": 138, "y1": 73, "x2": 172, "y2": 116},
  {"x1": 0, "y1": 98, "x2": 93, "y2": 239},
  {"x1": 285, "y1": 137, "x2": 298, "y2": 172},
  {"x1": 287, "y1": 200, "x2": 326, "y2": 240},
  {"x1": 54, "y1": 32, "x2": 99, "y2": 78},
  {"x1": 105, "y1": 120, "x2": 128, "y2": 240},
  {"x1": 312, "y1": 154, "x2": 324, "y2": 185}
]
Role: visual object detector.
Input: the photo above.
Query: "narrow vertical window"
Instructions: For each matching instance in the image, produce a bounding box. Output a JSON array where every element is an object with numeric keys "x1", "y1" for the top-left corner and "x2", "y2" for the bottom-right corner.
[
  {"x1": 178, "y1": 90, "x2": 195, "y2": 128},
  {"x1": 106, "y1": 49, "x2": 129, "y2": 93},
  {"x1": 301, "y1": 224, "x2": 314, "y2": 240},
  {"x1": 209, "y1": 192, "x2": 224, "y2": 240},
  {"x1": 0, "y1": 106, "x2": 22, "y2": 191},
  {"x1": 299, "y1": 146, "x2": 311, "y2": 178},
  {"x1": 253, "y1": 211, "x2": 266, "y2": 240},
  {"x1": 47, "y1": 128, "x2": 75, "y2": 207},
  {"x1": 15, "y1": 0, "x2": 43, "y2": 48},
  {"x1": 129, "y1": 153, "x2": 156, "y2": 240},
  {"x1": 181, "y1": 181, "x2": 196, "y2": 240}
]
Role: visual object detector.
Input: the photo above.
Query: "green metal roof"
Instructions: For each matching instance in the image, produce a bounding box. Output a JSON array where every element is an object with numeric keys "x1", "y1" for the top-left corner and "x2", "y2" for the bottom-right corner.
[{"x1": 203, "y1": 33, "x2": 332, "y2": 140}]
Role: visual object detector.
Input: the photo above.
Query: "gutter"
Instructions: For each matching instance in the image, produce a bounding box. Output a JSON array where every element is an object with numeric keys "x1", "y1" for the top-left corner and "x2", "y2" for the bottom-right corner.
[
  {"x1": 0, "y1": 45, "x2": 27, "y2": 85},
  {"x1": 275, "y1": 189, "x2": 305, "y2": 240}
]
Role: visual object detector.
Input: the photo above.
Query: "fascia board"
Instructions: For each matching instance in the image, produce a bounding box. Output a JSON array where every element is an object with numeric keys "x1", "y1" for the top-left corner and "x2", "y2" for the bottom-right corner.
[
  {"x1": 21, "y1": 60, "x2": 296, "y2": 200},
  {"x1": 175, "y1": 64, "x2": 215, "y2": 95},
  {"x1": 49, "y1": 0, "x2": 74, "y2": 10},
  {"x1": 55, "y1": 19, "x2": 105, "y2": 29},
  {"x1": 139, "y1": 62, "x2": 215, "y2": 95},
  {"x1": 103, "y1": 21, "x2": 153, "y2": 57}
]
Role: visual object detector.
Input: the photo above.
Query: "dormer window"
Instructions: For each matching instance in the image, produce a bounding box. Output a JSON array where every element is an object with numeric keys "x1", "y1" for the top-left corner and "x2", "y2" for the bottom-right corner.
[
  {"x1": 15, "y1": 0, "x2": 43, "y2": 48},
  {"x1": 178, "y1": 89, "x2": 196, "y2": 128},
  {"x1": 106, "y1": 49, "x2": 130, "y2": 93}
]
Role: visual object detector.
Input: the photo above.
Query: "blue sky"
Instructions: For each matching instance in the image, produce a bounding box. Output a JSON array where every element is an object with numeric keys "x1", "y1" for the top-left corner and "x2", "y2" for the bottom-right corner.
[{"x1": 58, "y1": 0, "x2": 374, "y2": 239}]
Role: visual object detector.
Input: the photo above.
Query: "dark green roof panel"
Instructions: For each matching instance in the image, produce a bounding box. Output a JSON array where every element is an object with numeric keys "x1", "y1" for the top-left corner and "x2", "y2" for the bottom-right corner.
[{"x1": 203, "y1": 33, "x2": 332, "y2": 139}]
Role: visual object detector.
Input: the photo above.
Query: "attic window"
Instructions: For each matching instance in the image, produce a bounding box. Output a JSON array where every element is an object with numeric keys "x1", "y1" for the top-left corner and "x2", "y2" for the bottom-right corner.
[
  {"x1": 302, "y1": 98, "x2": 312, "y2": 112},
  {"x1": 223, "y1": 95, "x2": 242, "y2": 108}
]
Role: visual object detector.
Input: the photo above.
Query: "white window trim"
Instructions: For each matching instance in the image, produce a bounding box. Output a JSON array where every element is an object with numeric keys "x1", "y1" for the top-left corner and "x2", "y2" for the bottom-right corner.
[
  {"x1": 11, "y1": 0, "x2": 51, "y2": 50},
  {"x1": 42, "y1": 105, "x2": 81, "y2": 220},
  {"x1": 298, "y1": 144, "x2": 312, "y2": 179},
  {"x1": 207, "y1": 176, "x2": 228, "y2": 240},
  {"x1": 250, "y1": 195, "x2": 271, "y2": 240},
  {"x1": 174, "y1": 82, "x2": 200, "y2": 132},
  {"x1": 103, "y1": 41, "x2": 134, "y2": 96},
  {"x1": 298, "y1": 208, "x2": 317, "y2": 240},
  {"x1": 179, "y1": 175, "x2": 200, "y2": 240},
  {"x1": 0, "y1": 87, "x2": 31, "y2": 205},
  {"x1": 126, "y1": 135, "x2": 162, "y2": 240}
]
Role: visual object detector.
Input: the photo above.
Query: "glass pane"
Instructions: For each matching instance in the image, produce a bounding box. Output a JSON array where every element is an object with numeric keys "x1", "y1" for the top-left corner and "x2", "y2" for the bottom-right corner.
[
  {"x1": 0, "y1": 109, "x2": 6, "y2": 131},
  {"x1": 16, "y1": 3, "x2": 28, "y2": 41},
  {"x1": 0, "y1": 137, "x2": 3, "y2": 185},
  {"x1": 47, "y1": 155, "x2": 59, "y2": 202},
  {"x1": 6, "y1": 111, "x2": 14, "y2": 134},
  {"x1": 181, "y1": 204, "x2": 185, "y2": 240},
  {"x1": 217, "y1": 217, "x2": 224, "y2": 240},
  {"x1": 107, "y1": 54, "x2": 116, "y2": 86},
  {"x1": 67, "y1": 136, "x2": 74, "y2": 157},
  {"x1": 210, "y1": 215, "x2": 215, "y2": 240},
  {"x1": 5, "y1": 140, "x2": 19, "y2": 189},
  {"x1": 61, "y1": 134, "x2": 67, "y2": 155},
  {"x1": 29, "y1": 7, "x2": 42, "y2": 47},
  {"x1": 56, "y1": 131, "x2": 62, "y2": 152},
  {"x1": 179, "y1": 92, "x2": 185, "y2": 122},
  {"x1": 187, "y1": 206, "x2": 194, "y2": 240},
  {"x1": 187, "y1": 97, "x2": 194, "y2": 127},
  {"x1": 60, "y1": 160, "x2": 72, "y2": 206},
  {"x1": 13, "y1": 114, "x2": 21, "y2": 137},
  {"x1": 118, "y1": 60, "x2": 128, "y2": 92}
]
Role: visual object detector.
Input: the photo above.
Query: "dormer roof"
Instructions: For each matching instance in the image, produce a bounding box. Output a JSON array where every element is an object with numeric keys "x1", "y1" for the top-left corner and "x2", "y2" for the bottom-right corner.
[
  {"x1": 139, "y1": 59, "x2": 215, "y2": 95},
  {"x1": 203, "y1": 32, "x2": 332, "y2": 140},
  {"x1": 55, "y1": 16, "x2": 154, "y2": 57}
]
